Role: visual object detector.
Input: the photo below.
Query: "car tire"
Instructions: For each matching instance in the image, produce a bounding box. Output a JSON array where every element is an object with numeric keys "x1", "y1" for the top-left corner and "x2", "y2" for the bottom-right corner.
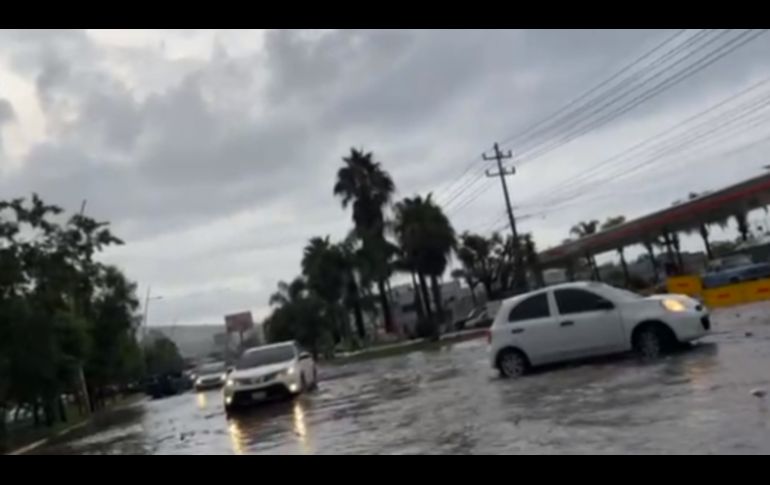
[
  {"x1": 497, "y1": 348, "x2": 528, "y2": 379},
  {"x1": 634, "y1": 324, "x2": 671, "y2": 360}
]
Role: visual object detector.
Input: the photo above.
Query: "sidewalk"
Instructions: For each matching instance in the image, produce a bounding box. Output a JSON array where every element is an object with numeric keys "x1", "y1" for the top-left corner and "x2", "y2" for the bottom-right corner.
[{"x1": 3, "y1": 395, "x2": 143, "y2": 455}]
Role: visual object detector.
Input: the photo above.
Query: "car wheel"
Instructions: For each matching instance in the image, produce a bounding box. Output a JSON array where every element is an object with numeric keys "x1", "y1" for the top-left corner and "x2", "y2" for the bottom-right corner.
[
  {"x1": 635, "y1": 326, "x2": 666, "y2": 360},
  {"x1": 497, "y1": 349, "x2": 528, "y2": 379}
]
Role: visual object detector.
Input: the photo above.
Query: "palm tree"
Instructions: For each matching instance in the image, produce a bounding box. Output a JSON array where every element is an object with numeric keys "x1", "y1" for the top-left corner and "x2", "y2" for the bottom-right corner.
[
  {"x1": 337, "y1": 236, "x2": 368, "y2": 341},
  {"x1": 733, "y1": 210, "x2": 751, "y2": 242},
  {"x1": 451, "y1": 268, "x2": 478, "y2": 306},
  {"x1": 520, "y1": 233, "x2": 544, "y2": 288},
  {"x1": 301, "y1": 236, "x2": 350, "y2": 342},
  {"x1": 601, "y1": 216, "x2": 628, "y2": 285},
  {"x1": 269, "y1": 277, "x2": 306, "y2": 307},
  {"x1": 456, "y1": 232, "x2": 495, "y2": 299},
  {"x1": 570, "y1": 220, "x2": 600, "y2": 239},
  {"x1": 334, "y1": 148, "x2": 396, "y2": 333},
  {"x1": 570, "y1": 220, "x2": 600, "y2": 279},
  {"x1": 392, "y1": 194, "x2": 456, "y2": 337}
]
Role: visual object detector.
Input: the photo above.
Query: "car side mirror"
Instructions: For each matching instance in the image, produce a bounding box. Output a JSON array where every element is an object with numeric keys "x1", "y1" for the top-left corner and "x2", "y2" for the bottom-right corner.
[
  {"x1": 596, "y1": 300, "x2": 614, "y2": 311},
  {"x1": 299, "y1": 351, "x2": 311, "y2": 360},
  {"x1": 226, "y1": 367, "x2": 234, "y2": 375}
]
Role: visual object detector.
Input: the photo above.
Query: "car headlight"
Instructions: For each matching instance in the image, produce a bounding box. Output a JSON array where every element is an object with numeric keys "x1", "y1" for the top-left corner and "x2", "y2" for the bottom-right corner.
[
  {"x1": 661, "y1": 298, "x2": 687, "y2": 312},
  {"x1": 226, "y1": 378, "x2": 235, "y2": 387},
  {"x1": 286, "y1": 366, "x2": 296, "y2": 376}
]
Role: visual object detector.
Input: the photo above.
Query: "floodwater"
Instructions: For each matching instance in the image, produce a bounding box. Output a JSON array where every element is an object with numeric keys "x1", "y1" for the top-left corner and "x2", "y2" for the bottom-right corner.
[{"x1": 35, "y1": 303, "x2": 770, "y2": 454}]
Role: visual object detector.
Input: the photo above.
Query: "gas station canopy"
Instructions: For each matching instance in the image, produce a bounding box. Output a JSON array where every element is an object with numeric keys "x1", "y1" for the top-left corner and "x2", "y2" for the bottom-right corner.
[{"x1": 538, "y1": 171, "x2": 770, "y2": 267}]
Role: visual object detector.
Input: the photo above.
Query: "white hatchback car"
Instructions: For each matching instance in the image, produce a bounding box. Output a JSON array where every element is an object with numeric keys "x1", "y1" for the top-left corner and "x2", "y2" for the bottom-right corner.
[
  {"x1": 224, "y1": 341, "x2": 317, "y2": 412},
  {"x1": 489, "y1": 281, "x2": 710, "y2": 378}
]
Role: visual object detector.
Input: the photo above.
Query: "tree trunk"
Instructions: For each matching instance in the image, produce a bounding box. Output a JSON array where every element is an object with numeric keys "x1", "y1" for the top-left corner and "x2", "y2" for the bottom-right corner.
[
  {"x1": 466, "y1": 279, "x2": 478, "y2": 306},
  {"x1": 377, "y1": 279, "x2": 394, "y2": 333},
  {"x1": 410, "y1": 271, "x2": 425, "y2": 322},
  {"x1": 418, "y1": 272, "x2": 433, "y2": 321},
  {"x1": 618, "y1": 248, "x2": 630, "y2": 287},
  {"x1": 430, "y1": 274, "x2": 444, "y2": 327},
  {"x1": 644, "y1": 242, "x2": 659, "y2": 283},
  {"x1": 58, "y1": 396, "x2": 68, "y2": 423},
  {"x1": 566, "y1": 260, "x2": 576, "y2": 281},
  {"x1": 33, "y1": 402, "x2": 40, "y2": 427},
  {"x1": 700, "y1": 224, "x2": 713, "y2": 260},
  {"x1": 349, "y1": 278, "x2": 366, "y2": 341},
  {"x1": 481, "y1": 279, "x2": 494, "y2": 300}
]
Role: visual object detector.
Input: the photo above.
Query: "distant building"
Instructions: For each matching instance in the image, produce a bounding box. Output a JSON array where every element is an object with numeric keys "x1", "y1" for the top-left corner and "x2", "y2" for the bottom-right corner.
[
  {"x1": 388, "y1": 280, "x2": 479, "y2": 336},
  {"x1": 146, "y1": 323, "x2": 264, "y2": 362}
]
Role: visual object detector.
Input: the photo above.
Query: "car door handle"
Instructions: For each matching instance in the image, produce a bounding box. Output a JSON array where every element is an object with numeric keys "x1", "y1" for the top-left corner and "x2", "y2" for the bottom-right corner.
[
  {"x1": 560, "y1": 321, "x2": 575, "y2": 327},
  {"x1": 511, "y1": 328, "x2": 524, "y2": 334}
]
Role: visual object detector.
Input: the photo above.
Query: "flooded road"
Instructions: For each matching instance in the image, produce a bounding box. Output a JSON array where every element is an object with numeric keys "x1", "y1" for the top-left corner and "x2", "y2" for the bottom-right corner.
[{"x1": 36, "y1": 304, "x2": 770, "y2": 454}]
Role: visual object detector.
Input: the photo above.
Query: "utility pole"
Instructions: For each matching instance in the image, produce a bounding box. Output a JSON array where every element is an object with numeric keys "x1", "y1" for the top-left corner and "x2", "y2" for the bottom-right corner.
[
  {"x1": 484, "y1": 143, "x2": 528, "y2": 292},
  {"x1": 75, "y1": 199, "x2": 91, "y2": 415}
]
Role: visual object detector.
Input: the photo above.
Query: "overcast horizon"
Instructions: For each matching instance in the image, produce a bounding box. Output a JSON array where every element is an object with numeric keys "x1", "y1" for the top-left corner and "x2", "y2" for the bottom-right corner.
[{"x1": 2, "y1": 29, "x2": 770, "y2": 326}]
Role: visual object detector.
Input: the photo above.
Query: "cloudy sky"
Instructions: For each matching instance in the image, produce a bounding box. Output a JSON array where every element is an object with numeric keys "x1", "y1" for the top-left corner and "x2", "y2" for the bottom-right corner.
[{"x1": 2, "y1": 29, "x2": 770, "y2": 326}]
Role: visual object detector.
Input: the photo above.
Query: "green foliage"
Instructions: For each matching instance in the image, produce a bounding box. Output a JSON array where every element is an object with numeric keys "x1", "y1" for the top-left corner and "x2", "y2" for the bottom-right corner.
[
  {"x1": 334, "y1": 148, "x2": 396, "y2": 332},
  {"x1": 455, "y1": 231, "x2": 524, "y2": 299},
  {"x1": 264, "y1": 279, "x2": 335, "y2": 357},
  {"x1": 144, "y1": 336, "x2": 184, "y2": 376},
  {"x1": 570, "y1": 220, "x2": 600, "y2": 238},
  {"x1": 0, "y1": 194, "x2": 141, "y2": 428}
]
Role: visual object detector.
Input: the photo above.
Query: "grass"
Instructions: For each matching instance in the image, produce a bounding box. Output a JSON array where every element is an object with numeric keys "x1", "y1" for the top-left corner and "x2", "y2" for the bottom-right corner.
[
  {"x1": 327, "y1": 328, "x2": 487, "y2": 366},
  {"x1": 1, "y1": 394, "x2": 142, "y2": 455}
]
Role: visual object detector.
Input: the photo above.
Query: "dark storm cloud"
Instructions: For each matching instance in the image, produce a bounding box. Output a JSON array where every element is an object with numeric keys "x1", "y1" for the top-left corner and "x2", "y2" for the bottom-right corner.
[{"x1": 3, "y1": 29, "x2": 770, "y2": 323}]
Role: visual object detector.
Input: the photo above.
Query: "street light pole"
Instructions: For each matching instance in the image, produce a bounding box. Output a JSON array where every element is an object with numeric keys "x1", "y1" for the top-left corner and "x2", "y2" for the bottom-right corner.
[{"x1": 142, "y1": 286, "x2": 163, "y2": 341}]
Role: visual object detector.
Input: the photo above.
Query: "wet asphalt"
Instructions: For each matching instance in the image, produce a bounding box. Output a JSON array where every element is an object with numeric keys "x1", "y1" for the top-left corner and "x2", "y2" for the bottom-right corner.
[{"x1": 34, "y1": 303, "x2": 770, "y2": 454}]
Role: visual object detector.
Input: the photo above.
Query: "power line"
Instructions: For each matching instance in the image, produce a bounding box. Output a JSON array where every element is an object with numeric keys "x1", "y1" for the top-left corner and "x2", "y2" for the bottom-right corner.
[
  {"x1": 537, "y1": 93, "x2": 770, "y2": 210},
  {"x1": 496, "y1": 29, "x2": 689, "y2": 149},
  {"x1": 517, "y1": 29, "x2": 767, "y2": 164},
  {"x1": 518, "y1": 70, "x2": 770, "y2": 210},
  {"x1": 437, "y1": 30, "x2": 691, "y2": 212}
]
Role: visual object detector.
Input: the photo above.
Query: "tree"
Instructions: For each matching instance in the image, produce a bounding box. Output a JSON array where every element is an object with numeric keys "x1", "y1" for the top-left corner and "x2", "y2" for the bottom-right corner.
[
  {"x1": 570, "y1": 220, "x2": 600, "y2": 238},
  {"x1": 144, "y1": 336, "x2": 184, "y2": 376},
  {"x1": 733, "y1": 210, "x2": 751, "y2": 242},
  {"x1": 601, "y1": 216, "x2": 628, "y2": 285},
  {"x1": 333, "y1": 148, "x2": 396, "y2": 333},
  {"x1": 392, "y1": 194, "x2": 456, "y2": 337},
  {"x1": 301, "y1": 236, "x2": 351, "y2": 343},
  {"x1": 0, "y1": 194, "x2": 137, "y2": 427},
  {"x1": 570, "y1": 220, "x2": 600, "y2": 280},
  {"x1": 264, "y1": 279, "x2": 335, "y2": 358},
  {"x1": 451, "y1": 268, "x2": 478, "y2": 306},
  {"x1": 456, "y1": 232, "x2": 496, "y2": 299},
  {"x1": 520, "y1": 233, "x2": 544, "y2": 288}
]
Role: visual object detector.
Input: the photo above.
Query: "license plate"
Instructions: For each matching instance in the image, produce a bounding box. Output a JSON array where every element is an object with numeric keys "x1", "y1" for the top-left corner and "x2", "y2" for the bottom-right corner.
[{"x1": 251, "y1": 391, "x2": 266, "y2": 401}]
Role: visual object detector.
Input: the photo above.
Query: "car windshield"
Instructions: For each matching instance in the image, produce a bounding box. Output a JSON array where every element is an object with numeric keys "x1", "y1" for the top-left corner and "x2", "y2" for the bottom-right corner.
[
  {"x1": 236, "y1": 345, "x2": 296, "y2": 370},
  {"x1": 197, "y1": 363, "x2": 225, "y2": 375}
]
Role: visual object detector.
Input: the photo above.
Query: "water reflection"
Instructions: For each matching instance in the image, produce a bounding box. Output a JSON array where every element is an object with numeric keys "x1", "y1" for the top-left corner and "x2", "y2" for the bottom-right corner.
[
  {"x1": 293, "y1": 399, "x2": 312, "y2": 454},
  {"x1": 196, "y1": 392, "x2": 208, "y2": 410},
  {"x1": 228, "y1": 421, "x2": 245, "y2": 455}
]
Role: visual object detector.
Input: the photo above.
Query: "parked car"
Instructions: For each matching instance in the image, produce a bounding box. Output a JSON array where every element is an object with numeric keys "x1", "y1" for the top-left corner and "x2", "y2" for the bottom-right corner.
[
  {"x1": 489, "y1": 281, "x2": 710, "y2": 378},
  {"x1": 454, "y1": 306, "x2": 485, "y2": 330},
  {"x1": 224, "y1": 341, "x2": 317, "y2": 413},
  {"x1": 145, "y1": 372, "x2": 189, "y2": 399},
  {"x1": 193, "y1": 361, "x2": 227, "y2": 391}
]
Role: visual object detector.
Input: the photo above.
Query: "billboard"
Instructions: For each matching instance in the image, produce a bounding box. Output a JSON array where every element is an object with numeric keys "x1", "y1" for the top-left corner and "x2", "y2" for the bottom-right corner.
[{"x1": 224, "y1": 311, "x2": 254, "y2": 334}]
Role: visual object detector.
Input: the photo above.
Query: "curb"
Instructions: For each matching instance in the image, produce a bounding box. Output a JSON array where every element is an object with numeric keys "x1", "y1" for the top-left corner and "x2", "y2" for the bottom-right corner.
[{"x1": 7, "y1": 420, "x2": 90, "y2": 455}]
